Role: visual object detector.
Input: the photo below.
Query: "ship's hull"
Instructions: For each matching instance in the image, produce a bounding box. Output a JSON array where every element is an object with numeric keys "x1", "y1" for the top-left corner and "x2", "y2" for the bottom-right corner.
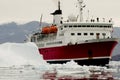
[{"x1": 39, "y1": 38, "x2": 118, "y2": 66}]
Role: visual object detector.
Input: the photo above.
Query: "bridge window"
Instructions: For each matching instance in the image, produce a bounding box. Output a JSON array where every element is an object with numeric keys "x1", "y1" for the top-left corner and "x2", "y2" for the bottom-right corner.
[
  {"x1": 91, "y1": 25, "x2": 94, "y2": 27},
  {"x1": 73, "y1": 25, "x2": 77, "y2": 27},
  {"x1": 64, "y1": 25, "x2": 67, "y2": 28},
  {"x1": 84, "y1": 33, "x2": 88, "y2": 36},
  {"x1": 90, "y1": 33, "x2": 94, "y2": 35},
  {"x1": 71, "y1": 33, "x2": 75, "y2": 36},
  {"x1": 108, "y1": 26, "x2": 111, "y2": 28},
  {"x1": 77, "y1": 33, "x2": 81, "y2": 35},
  {"x1": 78, "y1": 25, "x2": 81, "y2": 27},
  {"x1": 87, "y1": 25, "x2": 90, "y2": 27},
  {"x1": 82, "y1": 25, "x2": 86, "y2": 27}
]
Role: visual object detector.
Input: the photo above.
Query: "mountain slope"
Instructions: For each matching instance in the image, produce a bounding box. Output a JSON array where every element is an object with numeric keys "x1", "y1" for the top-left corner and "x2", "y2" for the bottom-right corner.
[{"x1": 0, "y1": 21, "x2": 48, "y2": 43}]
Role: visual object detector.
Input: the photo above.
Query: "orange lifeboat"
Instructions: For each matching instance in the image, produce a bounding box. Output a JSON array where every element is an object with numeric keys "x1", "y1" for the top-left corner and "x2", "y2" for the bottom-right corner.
[
  {"x1": 50, "y1": 25, "x2": 58, "y2": 33},
  {"x1": 41, "y1": 26, "x2": 50, "y2": 34},
  {"x1": 41, "y1": 25, "x2": 58, "y2": 34}
]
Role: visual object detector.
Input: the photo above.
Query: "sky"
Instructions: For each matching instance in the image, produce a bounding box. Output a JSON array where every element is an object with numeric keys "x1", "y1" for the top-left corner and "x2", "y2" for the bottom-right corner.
[{"x1": 0, "y1": 0, "x2": 120, "y2": 26}]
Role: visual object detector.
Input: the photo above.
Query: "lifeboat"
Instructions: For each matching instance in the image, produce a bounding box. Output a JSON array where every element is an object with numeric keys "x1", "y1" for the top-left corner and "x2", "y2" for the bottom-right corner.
[
  {"x1": 41, "y1": 26, "x2": 50, "y2": 34},
  {"x1": 50, "y1": 25, "x2": 58, "y2": 33},
  {"x1": 41, "y1": 26, "x2": 58, "y2": 34}
]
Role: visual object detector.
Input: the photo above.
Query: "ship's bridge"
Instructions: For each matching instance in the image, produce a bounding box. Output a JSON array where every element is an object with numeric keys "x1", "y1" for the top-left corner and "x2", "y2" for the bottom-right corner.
[
  {"x1": 63, "y1": 22, "x2": 112, "y2": 28},
  {"x1": 58, "y1": 22, "x2": 113, "y2": 44}
]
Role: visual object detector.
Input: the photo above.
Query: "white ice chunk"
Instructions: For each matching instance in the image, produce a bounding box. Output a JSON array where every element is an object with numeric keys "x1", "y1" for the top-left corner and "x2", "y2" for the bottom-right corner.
[{"x1": 0, "y1": 42, "x2": 46, "y2": 66}]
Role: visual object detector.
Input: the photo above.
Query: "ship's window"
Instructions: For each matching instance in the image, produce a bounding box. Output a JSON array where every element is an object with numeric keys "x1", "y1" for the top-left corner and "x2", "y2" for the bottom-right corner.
[
  {"x1": 78, "y1": 25, "x2": 81, "y2": 27},
  {"x1": 84, "y1": 33, "x2": 88, "y2": 36},
  {"x1": 96, "y1": 33, "x2": 100, "y2": 36},
  {"x1": 90, "y1": 33, "x2": 94, "y2": 35},
  {"x1": 95, "y1": 26, "x2": 97, "y2": 27},
  {"x1": 69, "y1": 25, "x2": 72, "y2": 27},
  {"x1": 91, "y1": 25, "x2": 94, "y2": 27},
  {"x1": 60, "y1": 21, "x2": 63, "y2": 24},
  {"x1": 64, "y1": 25, "x2": 68, "y2": 28},
  {"x1": 87, "y1": 25, "x2": 90, "y2": 27},
  {"x1": 31, "y1": 37, "x2": 36, "y2": 42},
  {"x1": 102, "y1": 33, "x2": 106, "y2": 38},
  {"x1": 73, "y1": 25, "x2": 77, "y2": 27},
  {"x1": 71, "y1": 33, "x2": 75, "y2": 36},
  {"x1": 96, "y1": 26, "x2": 99, "y2": 27},
  {"x1": 64, "y1": 26, "x2": 66, "y2": 28},
  {"x1": 82, "y1": 25, "x2": 86, "y2": 27},
  {"x1": 102, "y1": 33, "x2": 106, "y2": 35},
  {"x1": 77, "y1": 33, "x2": 81, "y2": 35}
]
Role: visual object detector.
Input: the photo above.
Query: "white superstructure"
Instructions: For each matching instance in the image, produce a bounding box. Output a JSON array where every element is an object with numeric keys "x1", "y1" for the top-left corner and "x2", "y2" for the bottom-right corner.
[{"x1": 30, "y1": 0, "x2": 113, "y2": 48}]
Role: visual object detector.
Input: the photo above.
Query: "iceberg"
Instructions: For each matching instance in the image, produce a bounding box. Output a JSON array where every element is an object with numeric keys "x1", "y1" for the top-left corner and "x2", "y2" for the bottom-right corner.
[{"x1": 0, "y1": 42, "x2": 46, "y2": 66}]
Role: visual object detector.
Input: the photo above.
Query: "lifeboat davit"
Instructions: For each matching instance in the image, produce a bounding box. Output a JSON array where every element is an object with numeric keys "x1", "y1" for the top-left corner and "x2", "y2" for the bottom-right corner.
[{"x1": 42, "y1": 25, "x2": 58, "y2": 34}]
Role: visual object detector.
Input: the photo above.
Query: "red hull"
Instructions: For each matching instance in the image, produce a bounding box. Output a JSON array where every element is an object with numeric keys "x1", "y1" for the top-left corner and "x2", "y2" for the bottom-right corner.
[{"x1": 39, "y1": 39, "x2": 118, "y2": 65}]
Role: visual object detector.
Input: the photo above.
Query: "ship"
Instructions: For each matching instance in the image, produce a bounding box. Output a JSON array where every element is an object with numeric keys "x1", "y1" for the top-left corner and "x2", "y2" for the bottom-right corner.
[{"x1": 28, "y1": 0, "x2": 118, "y2": 66}]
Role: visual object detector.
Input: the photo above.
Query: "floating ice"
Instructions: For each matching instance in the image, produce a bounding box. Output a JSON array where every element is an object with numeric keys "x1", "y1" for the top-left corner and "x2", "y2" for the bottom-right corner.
[
  {"x1": 0, "y1": 42, "x2": 46, "y2": 66},
  {"x1": 109, "y1": 61, "x2": 120, "y2": 67},
  {"x1": 0, "y1": 42, "x2": 119, "y2": 79}
]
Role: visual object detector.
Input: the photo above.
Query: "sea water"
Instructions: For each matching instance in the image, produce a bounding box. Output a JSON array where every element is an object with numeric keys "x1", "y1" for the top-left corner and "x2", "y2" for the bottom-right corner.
[{"x1": 0, "y1": 42, "x2": 120, "y2": 80}]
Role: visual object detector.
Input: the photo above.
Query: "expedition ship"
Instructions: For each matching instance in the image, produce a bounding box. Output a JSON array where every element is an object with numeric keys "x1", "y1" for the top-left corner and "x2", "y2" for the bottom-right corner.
[{"x1": 29, "y1": 0, "x2": 118, "y2": 66}]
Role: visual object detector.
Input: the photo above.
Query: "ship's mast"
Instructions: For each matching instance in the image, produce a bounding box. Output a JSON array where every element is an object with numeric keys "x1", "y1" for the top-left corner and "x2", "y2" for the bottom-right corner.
[
  {"x1": 58, "y1": 1, "x2": 60, "y2": 10},
  {"x1": 77, "y1": 0, "x2": 85, "y2": 22}
]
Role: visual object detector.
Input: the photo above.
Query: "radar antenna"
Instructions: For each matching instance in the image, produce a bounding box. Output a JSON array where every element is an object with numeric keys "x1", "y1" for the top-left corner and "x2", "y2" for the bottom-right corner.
[{"x1": 77, "y1": 0, "x2": 86, "y2": 22}]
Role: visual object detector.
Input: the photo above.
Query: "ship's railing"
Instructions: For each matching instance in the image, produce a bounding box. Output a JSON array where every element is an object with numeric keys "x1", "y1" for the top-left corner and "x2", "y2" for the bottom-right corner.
[
  {"x1": 66, "y1": 17, "x2": 113, "y2": 23},
  {"x1": 76, "y1": 38, "x2": 119, "y2": 44},
  {"x1": 63, "y1": 24, "x2": 112, "y2": 28},
  {"x1": 31, "y1": 32, "x2": 57, "y2": 43}
]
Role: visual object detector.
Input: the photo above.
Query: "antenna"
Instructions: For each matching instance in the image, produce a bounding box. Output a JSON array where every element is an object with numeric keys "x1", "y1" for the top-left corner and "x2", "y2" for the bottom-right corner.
[
  {"x1": 77, "y1": 0, "x2": 86, "y2": 22},
  {"x1": 39, "y1": 14, "x2": 43, "y2": 27},
  {"x1": 58, "y1": 0, "x2": 60, "y2": 10},
  {"x1": 87, "y1": 10, "x2": 89, "y2": 22}
]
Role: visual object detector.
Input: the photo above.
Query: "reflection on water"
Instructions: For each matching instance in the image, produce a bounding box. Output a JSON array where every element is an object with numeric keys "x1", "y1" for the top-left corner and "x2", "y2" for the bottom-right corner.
[{"x1": 0, "y1": 61, "x2": 120, "y2": 80}]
